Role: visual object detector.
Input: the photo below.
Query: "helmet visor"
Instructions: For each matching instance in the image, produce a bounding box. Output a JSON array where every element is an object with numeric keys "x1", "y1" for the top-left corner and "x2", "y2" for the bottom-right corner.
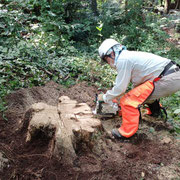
[{"x1": 100, "y1": 48, "x2": 113, "y2": 64}]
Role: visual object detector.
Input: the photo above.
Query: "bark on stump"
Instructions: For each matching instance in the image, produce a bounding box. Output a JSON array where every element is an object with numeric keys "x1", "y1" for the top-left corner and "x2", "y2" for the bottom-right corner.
[{"x1": 25, "y1": 96, "x2": 102, "y2": 164}]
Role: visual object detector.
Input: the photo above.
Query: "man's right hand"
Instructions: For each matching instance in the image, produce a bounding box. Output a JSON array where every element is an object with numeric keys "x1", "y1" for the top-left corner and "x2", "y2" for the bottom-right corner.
[{"x1": 98, "y1": 94, "x2": 104, "y2": 102}]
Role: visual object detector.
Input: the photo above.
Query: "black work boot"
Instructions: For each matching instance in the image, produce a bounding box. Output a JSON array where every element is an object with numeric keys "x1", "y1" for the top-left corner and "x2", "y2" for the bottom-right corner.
[
  {"x1": 146, "y1": 99, "x2": 167, "y2": 120},
  {"x1": 146, "y1": 100, "x2": 161, "y2": 117},
  {"x1": 111, "y1": 129, "x2": 123, "y2": 139}
]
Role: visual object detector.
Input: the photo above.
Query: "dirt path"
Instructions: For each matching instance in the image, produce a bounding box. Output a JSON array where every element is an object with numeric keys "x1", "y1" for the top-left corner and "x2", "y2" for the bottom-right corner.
[{"x1": 0, "y1": 81, "x2": 179, "y2": 180}]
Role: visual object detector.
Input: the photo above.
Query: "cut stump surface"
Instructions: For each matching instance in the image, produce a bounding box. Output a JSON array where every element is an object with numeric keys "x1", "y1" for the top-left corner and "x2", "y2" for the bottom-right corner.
[{"x1": 25, "y1": 96, "x2": 102, "y2": 164}]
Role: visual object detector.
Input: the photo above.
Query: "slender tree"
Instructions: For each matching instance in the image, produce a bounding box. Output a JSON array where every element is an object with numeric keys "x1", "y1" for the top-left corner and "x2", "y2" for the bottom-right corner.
[
  {"x1": 164, "y1": 0, "x2": 171, "y2": 13},
  {"x1": 91, "y1": 0, "x2": 99, "y2": 16},
  {"x1": 175, "y1": 0, "x2": 180, "y2": 9}
]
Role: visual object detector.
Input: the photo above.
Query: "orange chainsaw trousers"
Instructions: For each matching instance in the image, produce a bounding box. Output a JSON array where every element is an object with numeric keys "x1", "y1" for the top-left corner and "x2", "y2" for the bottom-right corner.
[{"x1": 118, "y1": 80, "x2": 155, "y2": 138}]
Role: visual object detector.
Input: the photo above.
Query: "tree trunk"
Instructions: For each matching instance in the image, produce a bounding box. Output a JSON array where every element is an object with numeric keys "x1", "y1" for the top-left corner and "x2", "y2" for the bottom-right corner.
[
  {"x1": 91, "y1": 0, "x2": 99, "y2": 16},
  {"x1": 164, "y1": 0, "x2": 171, "y2": 13},
  {"x1": 125, "y1": 0, "x2": 128, "y2": 13},
  {"x1": 175, "y1": 0, "x2": 180, "y2": 9}
]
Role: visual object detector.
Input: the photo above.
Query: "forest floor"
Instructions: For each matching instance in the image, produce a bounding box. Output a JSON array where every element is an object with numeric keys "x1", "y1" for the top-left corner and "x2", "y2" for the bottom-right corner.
[{"x1": 0, "y1": 81, "x2": 179, "y2": 180}]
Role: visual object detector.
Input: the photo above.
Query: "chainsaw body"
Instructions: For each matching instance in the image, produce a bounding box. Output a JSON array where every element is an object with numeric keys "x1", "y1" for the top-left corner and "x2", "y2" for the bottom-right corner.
[{"x1": 93, "y1": 97, "x2": 119, "y2": 118}]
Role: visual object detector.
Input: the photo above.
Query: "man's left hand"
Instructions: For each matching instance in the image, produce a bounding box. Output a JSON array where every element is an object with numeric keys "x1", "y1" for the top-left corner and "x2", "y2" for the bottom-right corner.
[{"x1": 98, "y1": 94, "x2": 104, "y2": 102}]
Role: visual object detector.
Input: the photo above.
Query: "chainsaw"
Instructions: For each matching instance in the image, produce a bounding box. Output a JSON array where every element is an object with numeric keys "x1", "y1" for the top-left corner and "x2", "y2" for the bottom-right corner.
[{"x1": 93, "y1": 94, "x2": 119, "y2": 118}]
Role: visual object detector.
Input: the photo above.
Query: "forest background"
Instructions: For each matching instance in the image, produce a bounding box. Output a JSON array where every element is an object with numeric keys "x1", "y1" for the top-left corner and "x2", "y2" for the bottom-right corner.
[{"x1": 0, "y1": 0, "x2": 180, "y2": 134}]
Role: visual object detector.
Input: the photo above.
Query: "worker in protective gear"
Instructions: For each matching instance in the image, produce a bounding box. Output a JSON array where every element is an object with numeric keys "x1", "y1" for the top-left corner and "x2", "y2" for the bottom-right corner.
[{"x1": 98, "y1": 38, "x2": 180, "y2": 139}]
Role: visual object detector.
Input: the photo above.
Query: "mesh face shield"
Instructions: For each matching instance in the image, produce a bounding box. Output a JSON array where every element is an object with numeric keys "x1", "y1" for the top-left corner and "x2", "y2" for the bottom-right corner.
[
  {"x1": 102, "y1": 45, "x2": 126, "y2": 64},
  {"x1": 100, "y1": 48, "x2": 113, "y2": 64}
]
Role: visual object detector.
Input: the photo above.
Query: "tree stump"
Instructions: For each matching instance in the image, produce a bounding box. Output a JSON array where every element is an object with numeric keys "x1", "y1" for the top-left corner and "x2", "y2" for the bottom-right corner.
[{"x1": 25, "y1": 96, "x2": 103, "y2": 164}]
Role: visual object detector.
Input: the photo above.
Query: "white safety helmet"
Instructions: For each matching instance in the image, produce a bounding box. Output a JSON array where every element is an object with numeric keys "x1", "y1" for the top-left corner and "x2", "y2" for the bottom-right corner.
[{"x1": 98, "y1": 39, "x2": 120, "y2": 61}]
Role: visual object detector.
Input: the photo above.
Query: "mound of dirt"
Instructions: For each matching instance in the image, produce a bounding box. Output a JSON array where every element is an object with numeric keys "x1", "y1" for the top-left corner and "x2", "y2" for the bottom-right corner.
[{"x1": 0, "y1": 81, "x2": 179, "y2": 180}]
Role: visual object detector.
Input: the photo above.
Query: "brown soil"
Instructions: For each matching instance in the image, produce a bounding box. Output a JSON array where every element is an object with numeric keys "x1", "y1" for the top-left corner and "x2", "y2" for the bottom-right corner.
[{"x1": 0, "y1": 81, "x2": 180, "y2": 180}]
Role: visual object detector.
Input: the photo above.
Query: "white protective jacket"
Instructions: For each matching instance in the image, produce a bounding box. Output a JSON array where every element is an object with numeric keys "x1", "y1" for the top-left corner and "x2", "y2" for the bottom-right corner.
[{"x1": 103, "y1": 50, "x2": 171, "y2": 104}]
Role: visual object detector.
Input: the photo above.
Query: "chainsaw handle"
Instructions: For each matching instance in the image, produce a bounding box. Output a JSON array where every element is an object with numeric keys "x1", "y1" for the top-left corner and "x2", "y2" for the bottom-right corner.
[{"x1": 95, "y1": 93, "x2": 98, "y2": 102}]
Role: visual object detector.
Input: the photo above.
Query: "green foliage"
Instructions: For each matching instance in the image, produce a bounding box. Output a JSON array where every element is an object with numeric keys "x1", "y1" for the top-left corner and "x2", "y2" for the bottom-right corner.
[
  {"x1": 66, "y1": 56, "x2": 116, "y2": 88},
  {"x1": 0, "y1": 0, "x2": 179, "y2": 135},
  {"x1": 96, "y1": 0, "x2": 169, "y2": 52},
  {"x1": 175, "y1": 23, "x2": 180, "y2": 33},
  {"x1": 161, "y1": 92, "x2": 180, "y2": 135}
]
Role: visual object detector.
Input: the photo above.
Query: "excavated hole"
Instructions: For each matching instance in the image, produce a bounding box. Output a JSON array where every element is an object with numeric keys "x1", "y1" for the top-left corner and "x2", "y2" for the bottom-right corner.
[{"x1": 29, "y1": 126, "x2": 56, "y2": 146}]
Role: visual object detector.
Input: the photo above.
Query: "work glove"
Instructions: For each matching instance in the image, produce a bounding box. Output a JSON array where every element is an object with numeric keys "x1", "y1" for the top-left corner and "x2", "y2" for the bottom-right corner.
[{"x1": 98, "y1": 94, "x2": 104, "y2": 102}]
